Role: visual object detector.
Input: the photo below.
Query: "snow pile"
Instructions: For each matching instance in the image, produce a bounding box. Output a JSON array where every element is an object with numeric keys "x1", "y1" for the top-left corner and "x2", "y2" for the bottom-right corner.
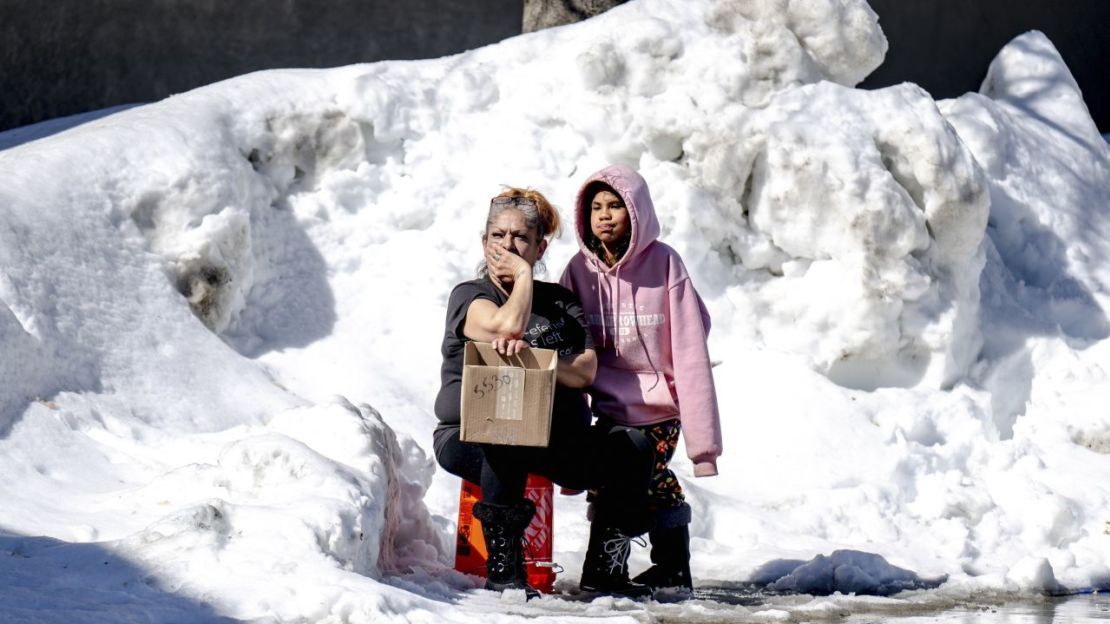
[
  {"x1": 686, "y1": 81, "x2": 989, "y2": 389},
  {"x1": 0, "y1": 89, "x2": 452, "y2": 616},
  {"x1": 749, "y1": 550, "x2": 945, "y2": 596},
  {"x1": 113, "y1": 400, "x2": 449, "y2": 619},
  {"x1": 704, "y1": 0, "x2": 887, "y2": 99},
  {"x1": 943, "y1": 31, "x2": 1110, "y2": 348},
  {"x1": 1, "y1": 0, "x2": 1109, "y2": 621},
  {"x1": 935, "y1": 29, "x2": 1110, "y2": 594}
]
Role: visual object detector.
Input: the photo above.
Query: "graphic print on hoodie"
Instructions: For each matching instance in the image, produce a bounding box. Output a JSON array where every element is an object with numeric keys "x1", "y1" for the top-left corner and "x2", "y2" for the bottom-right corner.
[{"x1": 560, "y1": 165, "x2": 723, "y2": 475}]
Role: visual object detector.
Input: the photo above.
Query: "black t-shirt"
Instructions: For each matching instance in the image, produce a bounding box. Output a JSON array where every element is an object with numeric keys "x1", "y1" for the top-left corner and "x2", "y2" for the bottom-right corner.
[{"x1": 434, "y1": 277, "x2": 595, "y2": 428}]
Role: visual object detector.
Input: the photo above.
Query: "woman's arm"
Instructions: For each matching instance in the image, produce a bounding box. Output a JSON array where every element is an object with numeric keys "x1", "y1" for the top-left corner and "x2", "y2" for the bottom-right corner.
[
  {"x1": 463, "y1": 246, "x2": 534, "y2": 342},
  {"x1": 463, "y1": 297, "x2": 530, "y2": 342},
  {"x1": 556, "y1": 348, "x2": 597, "y2": 388}
]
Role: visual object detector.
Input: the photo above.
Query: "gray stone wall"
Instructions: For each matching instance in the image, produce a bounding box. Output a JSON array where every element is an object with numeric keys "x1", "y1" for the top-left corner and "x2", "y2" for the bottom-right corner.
[
  {"x1": 2, "y1": 0, "x2": 1107, "y2": 132},
  {"x1": 0, "y1": 0, "x2": 521, "y2": 131},
  {"x1": 859, "y1": 0, "x2": 1109, "y2": 131}
]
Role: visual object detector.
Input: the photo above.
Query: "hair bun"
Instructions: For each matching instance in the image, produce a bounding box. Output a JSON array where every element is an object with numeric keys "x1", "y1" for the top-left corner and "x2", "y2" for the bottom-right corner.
[{"x1": 489, "y1": 187, "x2": 562, "y2": 240}]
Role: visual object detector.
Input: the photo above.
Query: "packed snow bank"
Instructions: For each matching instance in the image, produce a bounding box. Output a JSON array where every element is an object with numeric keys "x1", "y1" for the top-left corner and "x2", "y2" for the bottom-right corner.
[
  {"x1": 1, "y1": 1, "x2": 1110, "y2": 622},
  {"x1": 934, "y1": 31, "x2": 1110, "y2": 594},
  {"x1": 942, "y1": 31, "x2": 1110, "y2": 347},
  {"x1": 684, "y1": 81, "x2": 989, "y2": 389}
]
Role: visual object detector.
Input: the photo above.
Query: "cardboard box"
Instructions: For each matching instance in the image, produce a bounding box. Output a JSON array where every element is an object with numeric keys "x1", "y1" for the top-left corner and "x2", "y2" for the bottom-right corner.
[{"x1": 460, "y1": 342, "x2": 557, "y2": 447}]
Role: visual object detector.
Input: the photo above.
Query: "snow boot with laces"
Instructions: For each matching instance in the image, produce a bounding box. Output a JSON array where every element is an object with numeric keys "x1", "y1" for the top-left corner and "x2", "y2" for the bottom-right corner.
[
  {"x1": 578, "y1": 520, "x2": 652, "y2": 598},
  {"x1": 472, "y1": 499, "x2": 540, "y2": 600}
]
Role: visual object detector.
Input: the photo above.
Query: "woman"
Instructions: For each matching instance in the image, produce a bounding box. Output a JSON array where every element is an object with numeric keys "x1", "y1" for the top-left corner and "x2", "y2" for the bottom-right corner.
[{"x1": 433, "y1": 187, "x2": 654, "y2": 599}]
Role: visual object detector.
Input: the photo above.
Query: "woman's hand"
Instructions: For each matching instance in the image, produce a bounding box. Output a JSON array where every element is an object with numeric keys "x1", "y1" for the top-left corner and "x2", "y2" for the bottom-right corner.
[
  {"x1": 485, "y1": 242, "x2": 531, "y2": 285},
  {"x1": 463, "y1": 240, "x2": 537, "y2": 344},
  {"x1": 492, "y1": 337, "x2": 530, "y2": 357}
]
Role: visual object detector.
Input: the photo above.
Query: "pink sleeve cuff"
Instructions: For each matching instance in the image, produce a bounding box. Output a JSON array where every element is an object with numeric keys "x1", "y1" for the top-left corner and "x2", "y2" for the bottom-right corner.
[{"x1": 693, "y1": 461, "x2": 718, "y2": 477}]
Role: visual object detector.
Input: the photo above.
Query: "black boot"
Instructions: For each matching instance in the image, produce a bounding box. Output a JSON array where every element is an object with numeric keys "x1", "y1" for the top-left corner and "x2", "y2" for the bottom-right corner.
[
  {"x1": 579, "y1": 520, "x2": 652, "y2": 598},
  {"x1": 632, "y1": 524, "x2": 693, "y2": 593},
  {"x1": 473, "y1": 500, "x2": 540, "y2": 599}
]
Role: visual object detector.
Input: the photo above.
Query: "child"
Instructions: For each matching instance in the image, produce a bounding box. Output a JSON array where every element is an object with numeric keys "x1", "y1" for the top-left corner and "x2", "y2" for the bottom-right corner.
[{"x1": 561, "y1": 164, "x2": 722, "y2": 596}]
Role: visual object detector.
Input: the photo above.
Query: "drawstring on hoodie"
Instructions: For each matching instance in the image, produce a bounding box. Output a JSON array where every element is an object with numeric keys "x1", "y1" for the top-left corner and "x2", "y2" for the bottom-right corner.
[
  {"x1": 614, "y1": 264, "x2": 621, "y2": 358},
  {"x1": 630, "y1": 285, "x2": 663, "y2": 392},
  {"x1": 594, "y1": 259, "x2": 608, "y2": 351},
  {"x1": 593, "y1": 251, "x2": 661, "y2": 388},
  {"x1": 592, "y1": 255, "x2": 623, "y2": 358}
]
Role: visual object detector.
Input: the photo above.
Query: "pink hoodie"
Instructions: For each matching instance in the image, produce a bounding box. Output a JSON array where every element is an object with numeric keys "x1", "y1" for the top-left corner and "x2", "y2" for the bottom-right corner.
[{"x1": 560, "y1": 165, "x2": 723, "y2": 477}]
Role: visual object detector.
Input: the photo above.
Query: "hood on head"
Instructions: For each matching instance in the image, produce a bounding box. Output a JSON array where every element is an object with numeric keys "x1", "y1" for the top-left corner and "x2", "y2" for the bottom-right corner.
[{"x1": 574, "y1": 164, "x2": 660, "y2": 269}]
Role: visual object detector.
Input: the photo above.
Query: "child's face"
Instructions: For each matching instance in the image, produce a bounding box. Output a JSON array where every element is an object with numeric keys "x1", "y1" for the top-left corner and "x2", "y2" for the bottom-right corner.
[{"x1": 589, "y1": 190, "x2": 630, "y2": 247}]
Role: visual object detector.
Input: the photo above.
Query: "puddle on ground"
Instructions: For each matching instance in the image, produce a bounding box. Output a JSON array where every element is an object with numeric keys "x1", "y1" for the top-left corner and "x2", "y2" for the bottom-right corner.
[
  {"x1": 843, "y1": 593, "x2": 1110, "y2": 623},
  {"x1": 684, "y1": 587, "x2": 1110, "y2": 623}
]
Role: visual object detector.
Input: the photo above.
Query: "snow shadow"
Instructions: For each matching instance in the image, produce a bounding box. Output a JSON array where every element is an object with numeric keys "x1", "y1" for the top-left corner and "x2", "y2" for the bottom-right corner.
[
  {"x1": 976, "y1": 184, "x2": 1109, "y2": 437},
  {"x1": 744, "y1": 550, "x2": 946, "y2": 597},
  {"x1": 982, "y1": 35, "x2": 1093, "y2": 150},
  {"x1": 983, "y1": 185, "x2": 1110, "y2": 344},
  {"x1": 224, "y1": 200, "x2": 338, "y2": 357},
  {"x1": 0, "y1": 532, "x2": 240, "y2": 623},
  {"x1": 0, "y1": 104, "x2": 142, "y2": 152},
  {"x1": 0, "y1": 304, "x2": 104, "y2": 440}
]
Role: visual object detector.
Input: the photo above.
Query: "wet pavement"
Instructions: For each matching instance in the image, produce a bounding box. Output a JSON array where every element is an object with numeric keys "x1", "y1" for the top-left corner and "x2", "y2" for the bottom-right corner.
[
  {"x1": 685, "y1": 587, "x2": 1110, "y2": 623},
  {"x1": 842, "y1": 593, "x2": 1110, "y2": 623}
]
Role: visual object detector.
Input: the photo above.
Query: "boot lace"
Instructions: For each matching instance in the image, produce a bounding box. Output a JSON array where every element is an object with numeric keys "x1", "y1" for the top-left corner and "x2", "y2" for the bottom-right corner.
[{"x1": 601, "y1": 534, "x2": 637, "y2": 576}]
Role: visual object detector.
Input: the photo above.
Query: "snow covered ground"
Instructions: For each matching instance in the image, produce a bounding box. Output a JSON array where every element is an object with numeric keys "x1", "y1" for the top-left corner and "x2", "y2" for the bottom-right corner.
[{"x1": 1, "y1": 0, "x2": 1108, "y2": 621}]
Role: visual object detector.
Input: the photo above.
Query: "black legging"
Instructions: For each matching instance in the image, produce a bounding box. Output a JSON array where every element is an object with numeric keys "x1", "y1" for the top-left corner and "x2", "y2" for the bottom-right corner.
[{"x1": 434, "y1": 416, "x2": 654, "y2": 526}]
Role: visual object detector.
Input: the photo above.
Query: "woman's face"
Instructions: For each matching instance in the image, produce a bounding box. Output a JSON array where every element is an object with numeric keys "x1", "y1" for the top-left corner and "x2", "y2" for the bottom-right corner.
[
  {"x1": 589, "y1": 190, "x2": 630, "y2": 246},
  {"x1": 485, "y1": 208, "x2": 544, "y2": 266}
]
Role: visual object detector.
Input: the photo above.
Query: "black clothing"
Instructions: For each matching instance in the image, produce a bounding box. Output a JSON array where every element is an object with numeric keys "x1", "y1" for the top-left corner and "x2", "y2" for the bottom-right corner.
[
  {"x1": 434, "y1": 422, "x2": 652, "y2": 508},
  {"x1": 472, "y1": 500, "x2": 540, "y2": 599},
  {"x1": 632, "y1": 523, "x2": 693, "y2": 592},
  {"x1": 433, "y1": 276, "x2": 651, "y2": 510},
  {"x1": 433, "y1": 278, "x2": 595, "y2": 428},
  {"x1": 580, "y1": 519, "x2": 652, "y2": 598}
]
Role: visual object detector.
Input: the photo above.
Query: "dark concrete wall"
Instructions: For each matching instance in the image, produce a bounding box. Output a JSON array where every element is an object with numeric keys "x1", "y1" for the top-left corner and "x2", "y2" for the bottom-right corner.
[
  {"x1": 0, "y1": 0, "x2": 522, "y2": 131},
  {"x1": 860, "y1": 0, "x2": 1110, "y2": 131},
  {"x1": 2, "y1": 1, "x2": 1107, "y2": 133}
]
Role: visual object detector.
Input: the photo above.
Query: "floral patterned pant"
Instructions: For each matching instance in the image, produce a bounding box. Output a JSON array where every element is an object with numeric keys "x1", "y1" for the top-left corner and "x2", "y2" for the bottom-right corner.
[
  {"x1": 590, "y1": 418, "x2": 686, "y2": 511},
  {"x1": 640, "y1": 418, "x2": 686, "y2": 510}
]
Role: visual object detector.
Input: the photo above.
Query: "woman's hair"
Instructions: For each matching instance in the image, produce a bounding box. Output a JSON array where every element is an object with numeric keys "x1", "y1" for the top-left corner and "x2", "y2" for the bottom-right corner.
[
  {"x1": 477, "y1": 186, "x2": 561, "y2": 278},
  {"x1": 581, "y1": 181, "x2": 630, "y2": 266},
  {"x1": 483, "y1": 186, "x2": 562, "y2": 242}
]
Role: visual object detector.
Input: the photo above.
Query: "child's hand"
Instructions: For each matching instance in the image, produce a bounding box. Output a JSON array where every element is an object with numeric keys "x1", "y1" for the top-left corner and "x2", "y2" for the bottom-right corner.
[{"x1": 693, "y1": 461, "x2": 718, "y2": 477}]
